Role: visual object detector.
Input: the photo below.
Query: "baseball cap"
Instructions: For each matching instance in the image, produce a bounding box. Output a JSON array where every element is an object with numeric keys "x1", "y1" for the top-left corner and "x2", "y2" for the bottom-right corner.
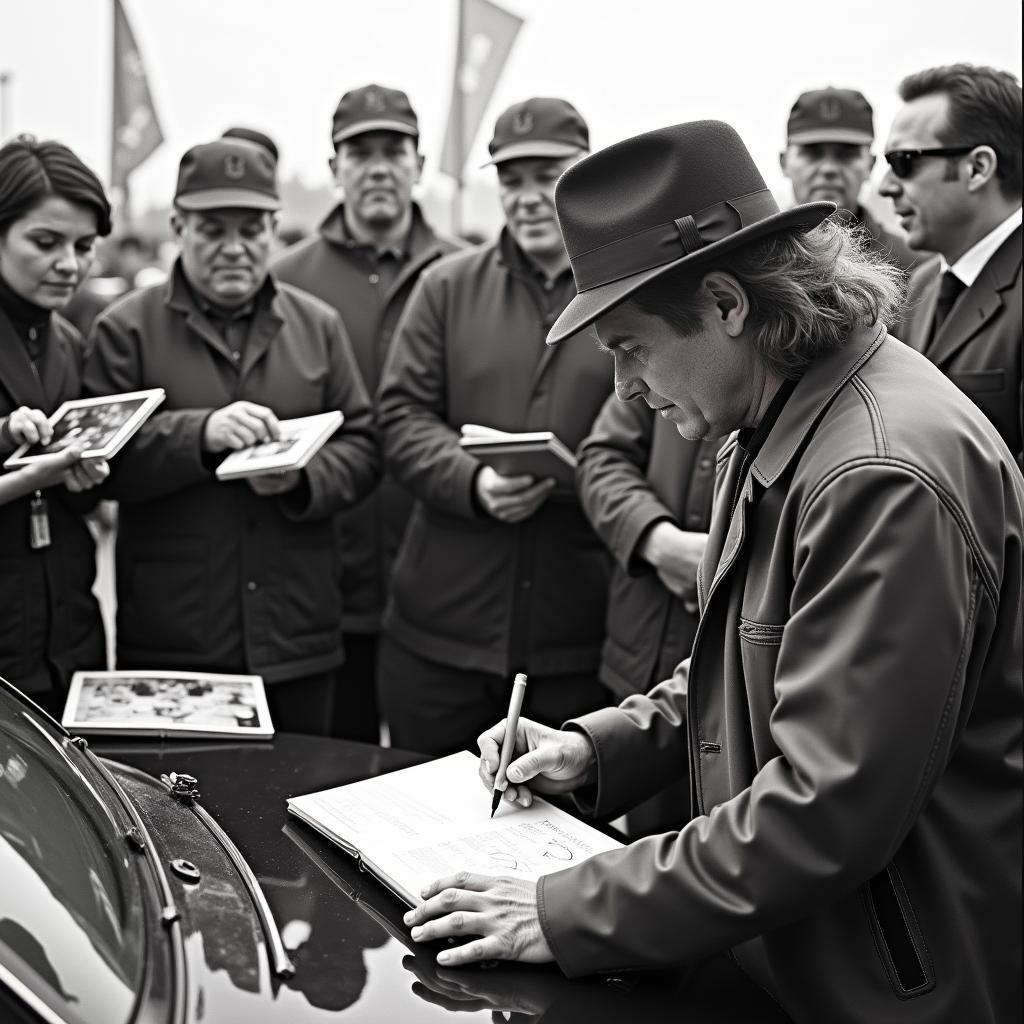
[
  {"x1": 484, "y1": 97, "x2": 590, "y2": 166},
  {"x1": 174, "y1": 138, "x2": 280, "y2": 212},
  {"x1": 331, "y1": 84, "x2": 419, "y2": 146},
  {"x1": 786, "y1": 87, "x2": 874, "y2": 146},
  {"x1": 221, "y1": 126, "x2": 280, "y2": 163}
]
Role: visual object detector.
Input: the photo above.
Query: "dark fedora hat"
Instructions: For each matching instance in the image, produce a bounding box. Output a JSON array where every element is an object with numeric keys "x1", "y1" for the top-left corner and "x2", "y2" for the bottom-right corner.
[{"x1": 547, "y1": 120, "x2": 835, "y2": 344}]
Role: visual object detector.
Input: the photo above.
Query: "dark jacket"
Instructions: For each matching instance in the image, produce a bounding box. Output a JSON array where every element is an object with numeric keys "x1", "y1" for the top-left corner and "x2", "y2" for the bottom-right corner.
[
  {"x1": 378, "y1": 232, "x2": 614, "y2": 675},
  {"x1": 577, "y1": 394, "x2": 719, "y2": 699},
  {"x1": 541, "y1": 327, "x2": 1023, "y2": 1023},
  {"x1": 273, "y1": 204, "x2": 464, "y2": 631},
  {"x1": 899, "y1": 226, "x2": 1022, "y2": 463},
  {"x1": 0, "y1": 312, "x2": 105, "y2": 696},
  {"x1": 83, "y1": 265, "x2": 379, "y2": 683}
]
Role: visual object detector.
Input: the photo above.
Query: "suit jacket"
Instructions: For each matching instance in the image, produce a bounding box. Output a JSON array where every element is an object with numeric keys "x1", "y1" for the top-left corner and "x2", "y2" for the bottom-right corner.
[
  {"x1": 378, "y1": 231, "x2": 613, "y2": 676},
  {"x1": 84, "y1": 265, "x2": 379, "y2": 682},
  {"x1": 273, "y1": 205, "x2": 464, "y2": 630},
  {"x1": 900, "y1": 226, "x2": 1022, "y2": 463},
  {"x1": 540, "y1": 326, "x2": 1023, "y2": 1023},
  {"x1": 0, "y1": 311, "x2": 105, "y2": 696}
]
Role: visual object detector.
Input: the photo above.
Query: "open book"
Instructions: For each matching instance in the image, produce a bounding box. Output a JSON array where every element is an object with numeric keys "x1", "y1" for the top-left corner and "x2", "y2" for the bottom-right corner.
[
  {"x1": 216, "y1": 411, "x2": 343, "y2": 481},
  {"x1": 287, "y1": 750, "x2": 622, "y2": 906},
  {"x1": 458, "y1": 424, "x2": 577, "y2": 488}
]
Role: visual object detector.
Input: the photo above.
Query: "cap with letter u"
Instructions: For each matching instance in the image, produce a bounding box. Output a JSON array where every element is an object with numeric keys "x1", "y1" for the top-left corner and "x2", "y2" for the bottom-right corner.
[
  {"x1": 484, "y1": 97, "x2": 590, "y2": 166},
  {"x1": 174, "y1": 138, "x2": 280, "y2": 212}
]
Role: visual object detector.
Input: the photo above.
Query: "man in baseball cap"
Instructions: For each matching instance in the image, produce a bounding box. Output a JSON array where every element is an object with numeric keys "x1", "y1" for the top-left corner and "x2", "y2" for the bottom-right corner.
[
  {"x1": 273, "y1": 85, "x2": 462, "y2": 743},
  {"x1": 402, "y1": 120, "x2": 1023, "y2": 1024},
  {"x1": 781, "y1": 86, "x2": 918, "y2": 272},
  {"x1": 374, "y1": 97, "x2": 613, "y2": 758},
  {"x1": 84, "y1": 138, "x2": 379, "y2": 735}
]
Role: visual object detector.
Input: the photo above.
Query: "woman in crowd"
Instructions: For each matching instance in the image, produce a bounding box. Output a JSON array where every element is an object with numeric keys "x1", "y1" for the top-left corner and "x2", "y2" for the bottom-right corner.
[{"x1": 0, "y1": 135, "x2": 113, "y2": 716}]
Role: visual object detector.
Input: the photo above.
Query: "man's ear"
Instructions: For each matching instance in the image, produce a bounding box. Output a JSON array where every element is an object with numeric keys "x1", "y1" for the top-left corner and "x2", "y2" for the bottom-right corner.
[
  {"x1": 965, "y1": 145, "x2": 998, "y2": 193},
  {"x1": 702, "y1": 271, "x2": 749, "y2": 336},
  {"x1": 415, "y1": 151, "x2": 426, "y2": 183},
  {"x1": 169, "y1": 210, "x2": 186, "y2": 242},
  {"x1": 778, "y1": 149, "x2": 790, "y2": 177},
  {"x1": 328, "y1": 154, "x2": 339, "y2": 179},
  {"x1": 867, "y1": 152, "x2": 877, "y2": 173}
]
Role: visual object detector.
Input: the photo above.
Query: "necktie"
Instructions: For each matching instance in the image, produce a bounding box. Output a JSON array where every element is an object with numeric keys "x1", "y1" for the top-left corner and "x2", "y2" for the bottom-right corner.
[{"x1": 929, "y1": 270, "x2": 966, "y2": 346}]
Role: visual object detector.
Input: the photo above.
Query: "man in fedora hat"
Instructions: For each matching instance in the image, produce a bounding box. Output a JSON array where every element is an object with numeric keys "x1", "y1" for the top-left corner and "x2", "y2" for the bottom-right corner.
[
  {"x1": 403, "y1": 121, "x2": 1023, "y2": 1022},
  {"x1": 84, "y1": 138, "x2": 379, "y2": 733},
  {"x1": 780, "y1": 86, "x2": 919, "y2": 274},
  {"x1": 273, "y1": 84, "x2": 463, "y2": 743},
  {"x1": 375, "y1": 97, "x2": 613, "y2": 756}
]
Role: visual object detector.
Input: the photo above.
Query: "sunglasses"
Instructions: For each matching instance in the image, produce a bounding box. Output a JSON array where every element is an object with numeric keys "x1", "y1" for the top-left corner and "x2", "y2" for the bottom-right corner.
[{"x1": 884, "y1": 146, "x2": 978, "y2": 180}]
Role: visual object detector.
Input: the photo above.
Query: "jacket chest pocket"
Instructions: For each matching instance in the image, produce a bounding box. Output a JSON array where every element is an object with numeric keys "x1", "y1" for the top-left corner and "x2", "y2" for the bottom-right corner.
[{"x1": 737, "y1": 617, "x2": 785, "y2": 747}]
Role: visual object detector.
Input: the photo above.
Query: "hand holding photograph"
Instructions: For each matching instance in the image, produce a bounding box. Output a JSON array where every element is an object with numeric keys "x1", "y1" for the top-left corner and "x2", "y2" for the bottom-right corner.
[
  {"x1": 215, "y1": 411, "x2": 344, "y2": 481},
  {"x1": 3, "y1": 389, "x2": 166, "y2": 469},
  {"x1": 62, "y1": 670, "x2": 274, "y2": 739}
]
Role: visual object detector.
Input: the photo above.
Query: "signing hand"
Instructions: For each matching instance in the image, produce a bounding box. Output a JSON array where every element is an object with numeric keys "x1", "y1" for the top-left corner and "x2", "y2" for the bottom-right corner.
[
  {"x1": 478, "y1": 716, "x2": 596, "y2": 809},
  {"x1": 404, "y1": 872, "x2": 553, "y2": 968},
  {"x1": 7, "y1": 406, "x2": 53, "y2": 447},
  {"x1": 62, "y1": 456, "x2": 110, "y2": 493},
  {"x1": 637, "y1": 521, "x2": 707, "y2": 612},
  {"x1": 247, "y1": 470, "x2": 302, "y2": 496},
  {"x1": 203, "y1": 401, "x2": 280, "y2": 453},
  {"x1": 474, "y1": 466, "x2": 555, "y2": 524}
]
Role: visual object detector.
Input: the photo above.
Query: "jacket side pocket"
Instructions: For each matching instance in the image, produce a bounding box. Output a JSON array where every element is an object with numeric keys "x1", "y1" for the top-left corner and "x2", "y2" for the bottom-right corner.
[{"x1": 863, "y1": 862, "x2": 935, "y2": 997}]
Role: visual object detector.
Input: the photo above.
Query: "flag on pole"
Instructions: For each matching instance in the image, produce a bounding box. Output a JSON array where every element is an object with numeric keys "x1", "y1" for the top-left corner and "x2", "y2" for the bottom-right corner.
[
  {"x1": 440, "y1": 0, "x2": 523, "y2": 181},
  {"x1": 111, "y1": 0, "x2": 163, "y2": 194}
]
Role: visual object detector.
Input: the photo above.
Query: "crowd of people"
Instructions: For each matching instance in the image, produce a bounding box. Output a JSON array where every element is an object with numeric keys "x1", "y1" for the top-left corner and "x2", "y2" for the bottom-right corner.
[{"x1": 0, "y1": 59, "x2": 1021, "y2": 1022}]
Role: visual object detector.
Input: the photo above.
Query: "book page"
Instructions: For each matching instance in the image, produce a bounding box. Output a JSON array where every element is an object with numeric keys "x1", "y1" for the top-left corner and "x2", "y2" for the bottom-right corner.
[{"x1": 287, "y1": 751, "x2": 622, "y2": 904}]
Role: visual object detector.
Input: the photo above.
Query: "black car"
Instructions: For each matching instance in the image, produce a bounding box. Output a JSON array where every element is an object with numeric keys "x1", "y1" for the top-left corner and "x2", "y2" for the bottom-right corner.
[{"x1": 0, "y1": 676, "x2": 791, "y2": 1023}]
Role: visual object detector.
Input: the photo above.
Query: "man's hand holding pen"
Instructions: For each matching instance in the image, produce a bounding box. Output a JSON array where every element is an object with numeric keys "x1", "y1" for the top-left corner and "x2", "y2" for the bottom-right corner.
[
  {"x1": 403, "y1": 714, "x2": 599, "y2": 967},
  {"x1": 479, "y1": 716, "x2": 598, "y2": 810}
]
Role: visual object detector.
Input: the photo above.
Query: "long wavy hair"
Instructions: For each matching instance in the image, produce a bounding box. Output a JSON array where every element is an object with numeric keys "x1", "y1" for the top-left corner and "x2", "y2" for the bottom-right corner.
[{"x1": 629, "y1": 218, "x2": 906, "y2": 380}]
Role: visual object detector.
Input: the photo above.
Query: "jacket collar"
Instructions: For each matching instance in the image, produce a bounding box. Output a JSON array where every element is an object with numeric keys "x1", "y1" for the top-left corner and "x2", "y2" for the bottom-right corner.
[
  {"x1": 319, "y1": 201, "x2": 453, "y2": 302},
  {"x1": 0, "y1": 305, "x2": 68, "y2": 412},
  {"x1": 164, "y1": 260, "x2": 283, "y2": 374},
  {"x1": 751, "y1": 322, "x2": 887, "y2": 488}
]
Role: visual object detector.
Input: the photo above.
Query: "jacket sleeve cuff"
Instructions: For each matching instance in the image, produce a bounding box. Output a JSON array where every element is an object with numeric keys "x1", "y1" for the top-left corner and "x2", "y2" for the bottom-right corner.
[{"x1": 618, "y1": 509, "x2": 675, "y2": 576}]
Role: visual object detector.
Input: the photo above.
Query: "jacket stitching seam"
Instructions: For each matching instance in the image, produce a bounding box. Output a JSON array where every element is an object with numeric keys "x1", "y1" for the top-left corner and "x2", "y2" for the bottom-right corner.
[
  {"x1": 899, "y1": 572, "x2": 980, "y2": 843},
  {"x1": 795, "y1": 458, "x2": 998, "y2": 605},
  {"x1": 850, "y1": 374, "x2": 890, "y2": 458}
]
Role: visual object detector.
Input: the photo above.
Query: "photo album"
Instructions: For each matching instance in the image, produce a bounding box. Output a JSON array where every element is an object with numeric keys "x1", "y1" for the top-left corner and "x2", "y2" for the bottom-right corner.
[
  {"x1": 287, "y1": 750, "x2": 622, "y2": 907},
  {"x1": 458, "y1": 423, "x2": 578, "y2": 487},
  {"x1": 215, "y1": 411, "x2": 344, "y2": 481},
  {"x1": 3, "y1": 389, "x2": 165, "y2": 469},
  {"x1": 62, "y1": 670, "x2": 274, "y2": 739}
]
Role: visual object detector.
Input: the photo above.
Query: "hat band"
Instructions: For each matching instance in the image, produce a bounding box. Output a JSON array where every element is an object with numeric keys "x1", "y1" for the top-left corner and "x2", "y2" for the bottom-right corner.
[{"x1": 571, "y1": 188, "x2": 779, "y2": 292}]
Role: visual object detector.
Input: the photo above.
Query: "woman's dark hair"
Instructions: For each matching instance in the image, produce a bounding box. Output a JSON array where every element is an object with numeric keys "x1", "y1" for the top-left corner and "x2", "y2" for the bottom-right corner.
[{"x1": 0, "y1": 134, "x2": 112, "y2": 236}]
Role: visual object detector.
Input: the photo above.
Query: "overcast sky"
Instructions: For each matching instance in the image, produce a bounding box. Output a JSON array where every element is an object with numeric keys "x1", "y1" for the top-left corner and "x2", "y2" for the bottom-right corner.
[{"x1": 3, "y1": 0, "x2": 1022, "y2": 229}]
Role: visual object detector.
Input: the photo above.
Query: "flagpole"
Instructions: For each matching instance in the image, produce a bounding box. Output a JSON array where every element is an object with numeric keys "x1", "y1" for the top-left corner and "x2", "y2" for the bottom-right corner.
[
  {"x1": 451, "y1": 0, "x2": 466, "y2": 237},
  {"x1": 0, "y1": 72, "x2": 11, "y2": 142}
]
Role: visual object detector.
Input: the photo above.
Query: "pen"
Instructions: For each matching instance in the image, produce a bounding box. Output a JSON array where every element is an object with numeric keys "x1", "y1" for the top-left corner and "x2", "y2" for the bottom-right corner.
[{"x1": 490, "y1": 672, "x2": 528, "y2": 817}]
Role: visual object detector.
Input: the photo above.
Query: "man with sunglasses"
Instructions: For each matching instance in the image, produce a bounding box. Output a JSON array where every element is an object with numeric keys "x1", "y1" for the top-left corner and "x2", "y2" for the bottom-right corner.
[
  {"x1": 781, "y1": 87, "x2": 917, "y2": 273},
  {"x1": 881, "y1": 64, "x2": 1022, "y2": 464}
]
